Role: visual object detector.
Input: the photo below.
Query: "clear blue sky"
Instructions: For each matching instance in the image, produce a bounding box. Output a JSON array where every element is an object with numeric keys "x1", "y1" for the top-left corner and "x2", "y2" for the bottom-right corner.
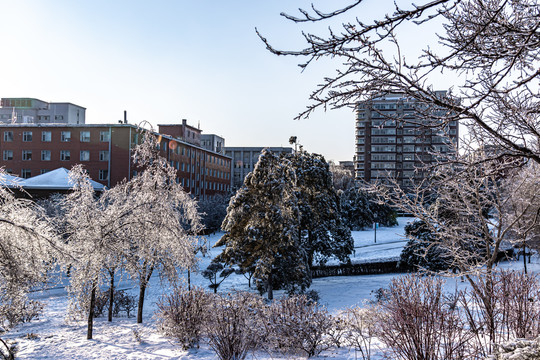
[{"x1": 1, "y1": 0, "x2": 449, "y2": 162}]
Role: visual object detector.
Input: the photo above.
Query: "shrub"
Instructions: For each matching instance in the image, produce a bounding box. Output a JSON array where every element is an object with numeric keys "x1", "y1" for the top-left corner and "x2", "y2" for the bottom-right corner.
[
  {"x1": 0, "y1": 338, "x2": 16, "y2": 360},
  {"x1": 0, "y1": 291, "x2": 43, "y2": 329},
  {"x1": 496, "y1": 270, "x2": 540, "y2": 340},
  {"x1": 488, "y1": 338, "x2": 540, "y2": 360},
  {"x1": 156, "y1": 285, "x2": 212, "y2": 350},
  {"x1": 339, "y1": 304, "x2": 380, "y2": 360},
  {"x1": 205, "y1": 291, "x2": 264, "y2": 360},
  {"x1": 461, "y1": 270, "x2": 540, "y2": 356},
  {"x1": 113, "y1": 290, "x2": 137, "y2": 318},
  {"x1": 91, "y1": 289, "x2": 136, "y2": 319},
  {"x1": 376, "y1": 274, "x2": 473, "y2": 360},
  {"x1": 93, "y1": 290, "x2": 109, "y2": 318},
  {"x1": 263, "y1": 295, "x2": 335, "y2": 357}
]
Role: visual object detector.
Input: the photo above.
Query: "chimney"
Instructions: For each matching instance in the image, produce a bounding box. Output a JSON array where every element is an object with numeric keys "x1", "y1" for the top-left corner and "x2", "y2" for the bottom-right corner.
[{"x1": 124, "y1": 110, "x2": 127, "y2": 124}]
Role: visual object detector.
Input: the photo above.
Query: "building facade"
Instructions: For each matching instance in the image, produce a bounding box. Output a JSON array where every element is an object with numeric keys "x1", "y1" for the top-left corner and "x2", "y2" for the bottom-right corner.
[
  {"x1": 355, "y1": 92, "x2": 458, "y2": 187},
  {"x1": 201, "y1": 134, "x2": 225, "y2": 154},
  {"x1": 0, "y1": 123, "x2": 231, "y2": 198},
  {"x1": 224, "y1": 146, "x2": 293, "y2": 189},
  {"x1": 158, "y1": 119, "x2": 201, "y2": 146},
  {"x1": 0, "y1": 98, "x2": 86, "y2": 125}
]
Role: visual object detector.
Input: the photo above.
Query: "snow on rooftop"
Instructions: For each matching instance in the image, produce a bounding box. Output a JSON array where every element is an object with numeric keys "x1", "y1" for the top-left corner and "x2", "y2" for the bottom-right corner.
[
  {"x1": 0, "y1": 173, "x2": 23, "y2": 187},
  {"x1": 20, "y1": 168, "x2": 105, "y2": 190}
]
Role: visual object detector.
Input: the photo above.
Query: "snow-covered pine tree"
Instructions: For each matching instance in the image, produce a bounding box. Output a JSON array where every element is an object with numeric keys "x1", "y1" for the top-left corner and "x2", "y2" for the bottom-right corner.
[
  {"x1": 216, "y1": 149, "x2": 308, "y2": 299},
  {"x1": 400, "y1": 220, "x2": 453, "y2": 272},
  {"x1": 339, "y1": 188, "x2": 397, "y2": 231},
  {"x1": 198, "y1": 193, "x2": 230, "y2": 233},
  {"x1": 284, "y1": 151, "x2": 353, "y2": 268}
]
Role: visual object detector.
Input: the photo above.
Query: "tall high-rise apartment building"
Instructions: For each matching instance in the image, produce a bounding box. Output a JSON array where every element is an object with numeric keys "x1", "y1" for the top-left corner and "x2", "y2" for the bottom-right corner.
[{"x1": 355, "y1": 92, "x2": 458, "y2": 187}]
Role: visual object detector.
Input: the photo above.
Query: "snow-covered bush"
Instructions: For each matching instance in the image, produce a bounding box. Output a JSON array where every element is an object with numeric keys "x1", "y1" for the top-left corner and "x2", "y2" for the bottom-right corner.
[
  {"x1": 0, "y1": 291, "x2": 42, "y2": 329},
  {"x1": 0, "y1": 338, "x2": 16, "y2": 360},
  {"x1": 461, "y1": 270, "x2": 540, "y2": 356},
  {"x1": 156, "y1": 285, "x2": 212, "y2": 350},
  {"x1": 262, "y1": 295, "x2": 335, "y2": 358},
  {"x1": 377, "y1": 274, "x2": 473, "y2": 360},
  {"x1": 113, "y1": 290, "x2": 136, "y2": 318},
  {"x1": 496, "y1": 271, "x2": 540, "y2": 340},
  {"x1": 205, "y1": 291, "x2": 264, "y2": 360},
  {"x1": 339, "y1": 304, "x2": 380, "y2": 360},
  {"x1": 487, "y1": 337, "x2": 540, "y2": 360},
  {"x1": 92, "y1": 290, "x2": 109, "y2": 318}
]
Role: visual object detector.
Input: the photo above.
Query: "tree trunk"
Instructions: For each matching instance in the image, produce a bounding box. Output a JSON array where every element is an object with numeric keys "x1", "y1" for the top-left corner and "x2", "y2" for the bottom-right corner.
[
  {"x1": 307, "y1": 230, "x2": 314, "y2": 266},
  {"x1": 523, "y1": 244, "x2": 528, "y2": 274},
  {"x1": 137, "y1": 281, "x2": 146, "y2": 324},
  {"x1": 267, "y1": 271, "x2": 273, "y2": 300},
  {"x1": 87, "y1": 280, "x2": 97, "y2": 340},
  {"x1": 108, "y1": 270, "x2": 115, "y2": 322},
  {"x1": 137, "y1": 265, "x2": 154, "y2": 324}
]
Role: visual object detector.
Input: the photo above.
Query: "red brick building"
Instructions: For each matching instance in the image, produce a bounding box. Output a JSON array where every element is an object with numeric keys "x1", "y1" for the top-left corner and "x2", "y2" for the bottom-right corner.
[{"x1": 0, "y1": 123, "x2": 231, "y2": 198}]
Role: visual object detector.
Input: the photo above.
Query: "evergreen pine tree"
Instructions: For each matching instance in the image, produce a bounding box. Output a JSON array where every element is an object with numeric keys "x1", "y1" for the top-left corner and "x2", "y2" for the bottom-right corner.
[
  {"x1": 285, "y1": 151, "x2": 353, "y2": 267},
  {"x1": 215, "y1": 150, "x2": 308, "y2": 299}
]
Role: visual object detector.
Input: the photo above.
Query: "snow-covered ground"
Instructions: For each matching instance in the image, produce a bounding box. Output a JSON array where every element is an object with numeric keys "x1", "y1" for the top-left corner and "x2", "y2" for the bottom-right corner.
[{"x1": 4, "y1": 217, "x2": 535, "y2": 359}]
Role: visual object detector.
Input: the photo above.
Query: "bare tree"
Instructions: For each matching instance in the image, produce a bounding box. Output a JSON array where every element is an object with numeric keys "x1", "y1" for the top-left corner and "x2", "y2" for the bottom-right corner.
[
  {"x1": 374, "y1": 157, "x2": 539, "y2": 353},
  {"x1": 120, "y1": 129, "x2": 203, "y2": 324},
  {"x1": 260, "y1": 2, "x2": 540, "y2": 352},
  {"x1": 258, "y1": 0, "x2": 540, "y2": 164},
  {"x1": 62, "y1": 165, "x2": 128, "y2": 339},
  {"x1": 503, "y1": 161, "x2": 540, "y2": 272},
  {"x1": 0, "y1": 174, "x2": 58, "y2": 331}
]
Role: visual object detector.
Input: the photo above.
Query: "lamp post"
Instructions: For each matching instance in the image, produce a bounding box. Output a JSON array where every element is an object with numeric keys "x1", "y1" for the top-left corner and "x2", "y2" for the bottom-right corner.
[{"x1": 289, "y1": 136, "x2": 298, "y2": 153}]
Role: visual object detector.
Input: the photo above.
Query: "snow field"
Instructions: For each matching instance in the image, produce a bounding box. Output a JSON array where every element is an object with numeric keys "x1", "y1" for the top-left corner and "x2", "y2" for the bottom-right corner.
[{"x1": 6, "y1": 217, "x2": 537, "y2": 359}]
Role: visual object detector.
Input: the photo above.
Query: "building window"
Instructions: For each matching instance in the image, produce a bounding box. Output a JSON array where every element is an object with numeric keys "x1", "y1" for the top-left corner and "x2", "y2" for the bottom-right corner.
[
  {"x1": 99, "y1": 151, "x2": 109, "y2": 161},
  {"x1": 55, "y1": 115, "x2": 64, "y2": 121},
  {"x1": 100, "y1": 131, "x2": 110, "y2": 142},
  {"x1": 80, "y1": 131, "x2": 90, "y2": 142},
  {"x1": 21, "y1": 169, "x2": 31, "y2": 179},
  {"x1": 2, "y1": 150, "x2": 13, "y2": 161},
  {"x1": 42, "y1": 131, "x2": 52, "y2": 142},
  {"x1": 40, "y1": 169, "x2": 49, "y2": 175},
  {"x1": 61, "y1": 131, "x2": 71, "y2": 142},
  {"x1": 60, "y1": 150, "x2": 71, "y2": 161},
  {"x1": 99, "y1": 169, "x2": 109, "y2": 181},
  {"x1": 22, "y1": 150, "x2": 32, "y2": 161},
  {"x1": 23, "y1": 131, "x2": 32, "y2": 142},
  {"x1": 3, "y1": 131, "x2": 13, "y2": 142},
  {"x1": 41, "y1": 150, "x2": 51, "y2": 161},
  {"x1": 80, "y1": 150, "x2": 90, "y2": 161}
]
